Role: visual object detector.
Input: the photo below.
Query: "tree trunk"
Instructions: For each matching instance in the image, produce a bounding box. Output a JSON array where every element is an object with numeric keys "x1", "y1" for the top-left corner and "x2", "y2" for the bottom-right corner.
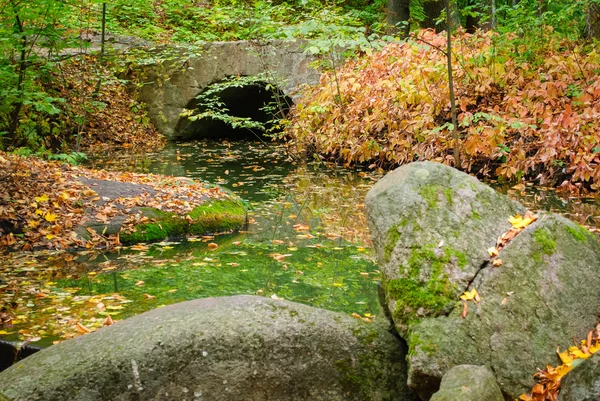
[
  {"x1": 423, "y1": 0, "x2": 445, "y2": 31},
  {"x1": 445, "y1": 0, "x2": 459, "y2": 166},
  {"x1": 466, "y1": 0, "x2": 496, "y2": 32},
  {"x1": 538, "y1": 0, "x2": 547, "y2": 17},
  {"x1": 422, "y1": 0, "x2": 459, "y2": 32},
  {"x1": 386, "y1": 0, "x2": 410, "y2": 36},
  {"x1": 8, "y1": 12, "x2": 27, "y2": 141},
  {"x1": 587, "y1": 1, "x2": 600, "y2": 39}
]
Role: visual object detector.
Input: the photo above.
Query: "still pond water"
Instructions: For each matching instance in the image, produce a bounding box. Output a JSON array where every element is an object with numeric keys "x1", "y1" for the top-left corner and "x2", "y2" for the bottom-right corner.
[{"x1": 3, "y1": 140, "x2": 600, "y2": 346}]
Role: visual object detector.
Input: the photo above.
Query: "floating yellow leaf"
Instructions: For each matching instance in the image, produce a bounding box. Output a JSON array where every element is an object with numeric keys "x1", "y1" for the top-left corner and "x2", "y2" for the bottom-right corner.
[{"x1": 76, "y1": 322, "x2": 92, "y2": 334}]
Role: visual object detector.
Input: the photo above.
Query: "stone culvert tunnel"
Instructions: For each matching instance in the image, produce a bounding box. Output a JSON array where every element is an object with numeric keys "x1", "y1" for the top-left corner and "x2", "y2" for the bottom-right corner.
[{"x1": 137, "y1": 40, "x2": 320, "y2": 140}]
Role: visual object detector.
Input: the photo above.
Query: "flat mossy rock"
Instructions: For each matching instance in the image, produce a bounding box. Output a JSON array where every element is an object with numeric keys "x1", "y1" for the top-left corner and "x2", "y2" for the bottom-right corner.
[
  {"x1": 119, "y1": 199, "x2": 247, "y2": 244},
  {"x1": 74, "y1": 177, "x2": 247, "y2": 245},
  {"x1": 406, "y1": 213, "x2": 600, "y2": 400},
  {"x1": 558, "y1": 352, "x2": 600, "y2": 401},
  {"x1": 429, "y1": 365, "x2": 503, "y2": 401},
  {"x1": 365, "y1": 161, "x2": 524, "y2": 334},
  {"x1": 0, "y1": 296, "x2": 417, "y2": 401}
]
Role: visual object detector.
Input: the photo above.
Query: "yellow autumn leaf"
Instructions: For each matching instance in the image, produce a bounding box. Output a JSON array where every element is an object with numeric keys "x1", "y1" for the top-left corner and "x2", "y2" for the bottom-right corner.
[
  {"x1": 35, "y1": 194, "x2": 49, "y2": 203},
  {"x1": 60, "y1": 192, "x2": 70, "y2": 201},
  {"x1": 44, "y1": 212, "x2": 58, "y2": 222},
  {"x1": 589, "y1": 343, "x2": 600, "y2": 354},
  {"x1": 46, "y1": 234, "x2": 55, "y2": 240},
  {"x1": 76, "y1": 322, "x2": 92, "y2": 334},
  {"x1": 558, "y1": 348, "x2": 573, "y2": 365},
  {"x1": 569, "y1": 346, "x2": 590, "y2": 359},
  {"x1": 487, "y1": 247, "x2": 499, "y2": 257},
  {"x1": 28, "y1": 220, "x2": 40, "y2": 228},
  {"x1": 509, "y1": 212, "x2": 537, "y2": 229},
  {"x1": 460, "y1": 288, "x2": 479, "y2": 301},
  {"x1": 545, "y1": 364, "x2": 573, "y2": 382},
  {"x1": 35, "y1": 209, "x2": 44, "y2": 216}
]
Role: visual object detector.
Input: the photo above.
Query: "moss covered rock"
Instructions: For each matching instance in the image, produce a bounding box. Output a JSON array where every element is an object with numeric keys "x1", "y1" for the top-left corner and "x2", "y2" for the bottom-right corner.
[
  {"x1": 366, "y1": 162, "x2": 600, "y2": 400},
  {"x1": 405, "y1": 213, "x2": 600, "y2": 399},
  {"x1": 72, "y1": 176, "x2": 247, "y2": 247},
  {"x1": 119, "y1": 199, "x2": 247, "y2": 244},
  {"x1": 430, "y1": 365, "x2": 503, "y2": 401},
  {"x1": 0, "y1": 296, "x2": 417, "y2": 401},
  {"x1": 365, "y1": 161, "x2": 524, "y2": 334}
]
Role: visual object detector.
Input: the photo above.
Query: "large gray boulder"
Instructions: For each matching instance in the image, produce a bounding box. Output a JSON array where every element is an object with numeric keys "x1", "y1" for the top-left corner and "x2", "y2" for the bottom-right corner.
[
  {"x1": 429, "y1": 365, "x2": 503, "y2": 401},
  {"x1": 559, "y1": 352, "x2": 600, "y2": 401},
  {"x1": 405, "y1": 213, "x2": 600, "y2": 399},
  {"x1": 365, "y1": 162, "x2": 600, "y2": 400},
  {"x1": 0, "y1": 296, "x2": 417, "y2": 401},
  {"x1": 365, "y1": 161, "x2": 524, "y2": 334}
]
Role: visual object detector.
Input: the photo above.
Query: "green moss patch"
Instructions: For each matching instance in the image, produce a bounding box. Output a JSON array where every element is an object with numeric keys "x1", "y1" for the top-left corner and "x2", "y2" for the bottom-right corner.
[
  {"x1": 120, "y1": 199, "x2": 246, "y2": 244},
  {"x1": 419, "y1": 184, "x2": 443, "y2": 208},
  {"x1": 533, "y1": 228, "x2": 557, "y2": 256},
  {"x1": 565, "y1": 225, "x2": 589, "y2": 243},
  {"x1": 384, "y1": 224, "x2": 402, "y2": 263},
  {"x1": 187, "y1": 199, "x2": 247, "y2": 235},
  {"x1": 386, "y1": 245, "x2": 463, "y2": 325},
  {"x1": 408, "y1": 331, "x2": 438, "y2": 356}
]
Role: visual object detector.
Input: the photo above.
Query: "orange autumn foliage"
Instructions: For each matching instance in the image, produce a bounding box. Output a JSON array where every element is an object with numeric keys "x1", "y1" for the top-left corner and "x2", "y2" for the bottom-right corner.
[{"x1": 288, "y1": 30, "x2": 600, "y2": 189}]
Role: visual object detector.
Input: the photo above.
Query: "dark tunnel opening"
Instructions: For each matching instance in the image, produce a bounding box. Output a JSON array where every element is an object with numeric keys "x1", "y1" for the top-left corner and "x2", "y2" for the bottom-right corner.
[{"x1": 175, "y1": 79, "x2": 293, "y2": 141}]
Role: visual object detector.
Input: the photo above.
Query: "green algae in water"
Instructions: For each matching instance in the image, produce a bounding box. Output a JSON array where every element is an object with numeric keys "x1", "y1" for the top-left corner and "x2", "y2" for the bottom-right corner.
[{"x1": 57, "y1": 240, "x2": 381, "y2": 319}]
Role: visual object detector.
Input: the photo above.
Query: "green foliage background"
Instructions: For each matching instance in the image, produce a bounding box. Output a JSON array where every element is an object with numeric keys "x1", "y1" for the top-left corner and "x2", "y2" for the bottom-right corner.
[{"x1": 0, "y1": 0, "x2": 598, "y2": 154}]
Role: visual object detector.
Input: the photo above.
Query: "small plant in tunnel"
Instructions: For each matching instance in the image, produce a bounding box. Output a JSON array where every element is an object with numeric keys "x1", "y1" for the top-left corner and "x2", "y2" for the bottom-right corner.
[{"x1": 176, "y1": 75, "x2": 293, "y2": 141}]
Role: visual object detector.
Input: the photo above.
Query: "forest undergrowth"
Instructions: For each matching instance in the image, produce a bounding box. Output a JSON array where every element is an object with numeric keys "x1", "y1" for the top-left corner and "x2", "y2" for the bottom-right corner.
[{"x1": 286, "y1": 29, "x2": 600, "y2": 192}]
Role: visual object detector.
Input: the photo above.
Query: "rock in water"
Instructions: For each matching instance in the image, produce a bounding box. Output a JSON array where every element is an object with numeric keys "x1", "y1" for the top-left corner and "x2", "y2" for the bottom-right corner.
[
  {"x1": 429, "y1": 365, "x2": 503, "y2": 401},
  {"x1": 365, "y1": 162, "x2": 600, "y2": 399},
  {"x1": 0, "y1": 296, "x2": 417, "y2": 401},
  {"x1": 558, "y1": 352, "x2": 600, "y2": 401},
  {"x1": 365, "y1": 161, "x2": 524, "y2": 334}
]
